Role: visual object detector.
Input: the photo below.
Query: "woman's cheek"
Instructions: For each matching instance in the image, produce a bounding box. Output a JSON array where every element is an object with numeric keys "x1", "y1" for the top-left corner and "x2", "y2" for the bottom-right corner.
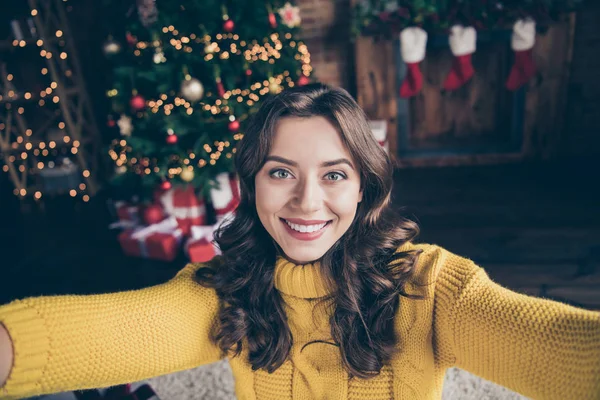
[
  {"x1": 259, "y1": 182, "x2": 289, "y2": 211},
  {"x1": 328, "y1": 186, "x2": 361, "y2": 213}
]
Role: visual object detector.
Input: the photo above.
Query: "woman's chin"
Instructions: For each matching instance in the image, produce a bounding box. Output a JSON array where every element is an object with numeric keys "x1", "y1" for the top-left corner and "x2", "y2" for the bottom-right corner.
[{"x1": 281, "y1": 249, "x2": 325, "y2": 265}]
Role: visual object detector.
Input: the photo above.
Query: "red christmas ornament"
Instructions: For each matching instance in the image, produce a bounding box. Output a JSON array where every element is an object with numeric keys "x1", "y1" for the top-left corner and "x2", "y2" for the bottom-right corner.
[
  {"x1": 107, "y1": 117, "x2": 115, "y2": 127},
  {"x1": 268, "y1": 12, "x2": 277, "y2": 28},
  {"x1": 143, "y1": 203, "x2": 165, "y2": 225},
  {"x1": 297, "y1": 75, "x2": 310, "y2": 86},
  {"x1": 223, "y1": 19, "x2": 235, "y2": 32},
  {"x1": 130, "y1": 94, "x2": 145, "y2": 111},
  {"x1": 126, "y1": 32, "x2": 137, "y2": 46},
  {"x1": 228, "y1": 120, "x2": 240, "y2": 132},
  {"x1": 245, "y1": 68, "x2": 252, "y2": 76},
  {"x1": 166, "y1": 134, "x2": 178, "y2": 144},
  {"x1": 160, "y1": 180, "x2": 172, "y2": 191}
]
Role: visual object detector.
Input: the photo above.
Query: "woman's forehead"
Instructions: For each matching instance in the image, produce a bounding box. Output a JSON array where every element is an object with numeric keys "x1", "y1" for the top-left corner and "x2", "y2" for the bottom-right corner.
[{"x1": 270, "y1": 116, "x2": 351, "y2": 157}]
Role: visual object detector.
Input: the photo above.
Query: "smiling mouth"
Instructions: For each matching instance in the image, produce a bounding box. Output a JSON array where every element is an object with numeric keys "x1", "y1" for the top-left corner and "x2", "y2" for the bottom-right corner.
[{"x1": 280, "y1": 218, "x2": 333, "y2": 233}]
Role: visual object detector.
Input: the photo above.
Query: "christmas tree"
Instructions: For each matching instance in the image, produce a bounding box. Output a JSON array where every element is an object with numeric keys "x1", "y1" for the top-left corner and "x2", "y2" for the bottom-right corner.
[{"x1": 103, "y1": 0, "x2": 312, "y2": 201}]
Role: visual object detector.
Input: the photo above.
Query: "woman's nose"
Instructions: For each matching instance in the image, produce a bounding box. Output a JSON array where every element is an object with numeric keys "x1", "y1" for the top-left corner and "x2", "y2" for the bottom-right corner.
[{"x1": 294, "y1": 177, "x2": 322, "y2": 214}]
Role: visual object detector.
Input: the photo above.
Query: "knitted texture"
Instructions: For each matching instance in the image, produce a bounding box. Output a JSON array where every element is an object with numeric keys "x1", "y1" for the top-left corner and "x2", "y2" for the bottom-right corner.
[
  {"x1": 1, "y1": 243, "x2": 599, "y2": 400},
  {"x1": 0, "y1": 264, "x2": 223, "y2": 399}
]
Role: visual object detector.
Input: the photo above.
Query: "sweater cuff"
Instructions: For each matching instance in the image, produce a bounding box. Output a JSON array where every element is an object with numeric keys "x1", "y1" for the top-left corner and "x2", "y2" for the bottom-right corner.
[{"x1": 0, "y1": 299, "x2": 50, "y2": 399}]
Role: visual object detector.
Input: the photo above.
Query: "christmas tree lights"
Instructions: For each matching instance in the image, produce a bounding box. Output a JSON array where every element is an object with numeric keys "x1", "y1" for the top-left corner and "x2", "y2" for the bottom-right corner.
[
  {"x1": 0, "y1": 1, "x2": 101, "y2": 201},
  {"x1": 104, "y1": 1, "x2": 312, "y2": 200}
]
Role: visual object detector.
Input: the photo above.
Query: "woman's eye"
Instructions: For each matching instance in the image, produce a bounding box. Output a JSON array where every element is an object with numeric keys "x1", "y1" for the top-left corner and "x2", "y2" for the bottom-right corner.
[
  {"x1": 325, "y1": 172, "x2": 346, "y2": 181},
  {"x1": 270, "y1": 169, "x2": 291, "y2": 179},
  {"x1": 269, "y1": 169, "x2": 346, "y2": 181}
]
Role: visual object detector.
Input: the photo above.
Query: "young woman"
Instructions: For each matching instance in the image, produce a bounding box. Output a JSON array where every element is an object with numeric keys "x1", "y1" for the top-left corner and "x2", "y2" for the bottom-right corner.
[{"x1": 0, "y1": 84, "x2": 599, "y2": 400}]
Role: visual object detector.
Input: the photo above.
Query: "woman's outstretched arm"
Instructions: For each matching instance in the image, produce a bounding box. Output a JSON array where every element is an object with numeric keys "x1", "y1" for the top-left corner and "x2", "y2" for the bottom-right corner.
[
  {"x1": 434, "y1": 249, "x2": 600, "y2": 400},
  {"x1": 0, "y1": 262, "x2": 223, "y2": 400},
  {"x1": 0, "y1": 322, "x2": 13, "y2": 388}
]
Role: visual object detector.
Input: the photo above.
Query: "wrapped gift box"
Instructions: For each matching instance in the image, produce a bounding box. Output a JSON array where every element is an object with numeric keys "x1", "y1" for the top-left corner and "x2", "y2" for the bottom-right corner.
[
  {"x1": 159, "y1": 186, "x2": 205, "y2": 236},
  {"x1": 118, "y1": 217, "x2": 182, "y2": 262},
  {"x1": 185, "y1": 224, "x2": 222, "y2": 263},
  {"x1": 186, "y1": 237, "x2": 221, "y2": 263},
  {"x1": 210, "y1": 172, "x2": 241, "y2": 222},
  {"x1": 114, "y1": 200, "x2": 141, "y2": 223}
]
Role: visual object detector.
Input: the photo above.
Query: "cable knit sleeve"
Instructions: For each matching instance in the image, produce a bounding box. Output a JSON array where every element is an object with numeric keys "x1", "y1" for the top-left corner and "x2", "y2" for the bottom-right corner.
[
  {"x1": 434, "y1": 247, "x2": 600, "y2": 400},
  {"x1": 0, "y1": 262, "x2": 223, "y2": 400}
]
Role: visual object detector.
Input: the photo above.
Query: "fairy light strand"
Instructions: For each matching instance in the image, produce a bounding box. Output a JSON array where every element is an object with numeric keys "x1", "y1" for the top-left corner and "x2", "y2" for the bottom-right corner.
[{"x1": 1, "y1": 6, "x2": 91, "y2": 200}]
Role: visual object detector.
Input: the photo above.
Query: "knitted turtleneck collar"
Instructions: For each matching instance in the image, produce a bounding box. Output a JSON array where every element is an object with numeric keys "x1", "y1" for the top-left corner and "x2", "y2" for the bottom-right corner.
[
  {"x1": 273, "y1": 257, "x2": 332, "y2": 299},
  {"x1": 273, "y1": 242, "x2": 414, "y2": 300}
]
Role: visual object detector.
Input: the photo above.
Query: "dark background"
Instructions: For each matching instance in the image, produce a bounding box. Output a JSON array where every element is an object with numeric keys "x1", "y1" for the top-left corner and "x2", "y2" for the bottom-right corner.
[{"x1": 0, "y1": 1, "x2": 598, "y2": 308}]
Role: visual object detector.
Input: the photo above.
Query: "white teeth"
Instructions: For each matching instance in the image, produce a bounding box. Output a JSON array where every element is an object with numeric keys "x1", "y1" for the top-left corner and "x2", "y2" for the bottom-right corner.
[{"x1": 284, "y1": 220, "x2": 328, "y2": 233}]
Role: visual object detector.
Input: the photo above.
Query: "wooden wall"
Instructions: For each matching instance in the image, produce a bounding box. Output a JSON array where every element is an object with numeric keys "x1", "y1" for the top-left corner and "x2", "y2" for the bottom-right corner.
[{"x1": 355, "y1": 14, "x2": 577, "y2": 167}]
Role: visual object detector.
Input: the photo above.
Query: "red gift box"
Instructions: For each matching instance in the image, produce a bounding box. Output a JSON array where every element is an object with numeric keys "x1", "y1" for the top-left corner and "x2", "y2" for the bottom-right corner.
[
  {"x1": 115, "y1": 201, "x2": 141, "y2": 223},
  {"x1": 186, "y1": 237, "x2": 221, "y2": 263},
  {"x1": 210, "y1": 173, "x2": 241, "y2": 222},
  {"x1": 118, "y1": 217, "x2": 183, "y2": 262},
  {"x1": 185, "y1": 224, "x2": 222, "y2": 263},
  {"x1": 159, "y1": 186, "x2": 206, "y2": 236}
]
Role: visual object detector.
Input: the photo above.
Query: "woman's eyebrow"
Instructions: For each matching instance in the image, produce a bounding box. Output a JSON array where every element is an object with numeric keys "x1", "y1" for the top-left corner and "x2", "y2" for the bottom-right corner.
[{"x1": 265, "y1": 155, "x2": 355, "y2": 170}]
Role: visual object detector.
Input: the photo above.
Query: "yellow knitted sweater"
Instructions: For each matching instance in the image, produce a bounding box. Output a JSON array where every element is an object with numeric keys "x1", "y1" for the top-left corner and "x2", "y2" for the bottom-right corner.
[{"x1": 1, "y1": 242, "x2": 599, "y2": 400}]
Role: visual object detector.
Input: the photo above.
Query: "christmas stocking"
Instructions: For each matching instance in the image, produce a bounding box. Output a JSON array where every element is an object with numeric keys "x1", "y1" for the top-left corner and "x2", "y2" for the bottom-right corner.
[
  {"x1": 443, "y1": 25, "x2": 477, "y2": 90},
  {"x1": 210, "y1": 172, "x2": 241, "y2": 222},
  {"x1": 506, "y1": 19, "x2": 536, "y2": 91},
  {"x1": 399, "y1": 27, "x2": 428, "y2": 98}
]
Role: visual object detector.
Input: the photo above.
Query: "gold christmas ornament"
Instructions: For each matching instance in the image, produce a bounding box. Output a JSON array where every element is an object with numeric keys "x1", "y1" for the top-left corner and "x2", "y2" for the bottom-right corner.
[
  {"x1": 204, "y1": 42, "x2": 217, "y2": 54},
  {"x1": 180, "y1": 76, "x2": 204, "y2": 101},
  {"x1": 103, "y1": 37, "x2": 121, "y2": 55},
  {"x1": 180, "y1": 167, "x2": 195, "y2": 182},
  {"x1": 117, "y1": 114, "x2": 133, "y2": 136},
  {"x1": 153, "y1": 47, "x2": 166, "y2": 64},
  {"x1": 269, "y1": 80, "x2": 281, "y2": 94}
]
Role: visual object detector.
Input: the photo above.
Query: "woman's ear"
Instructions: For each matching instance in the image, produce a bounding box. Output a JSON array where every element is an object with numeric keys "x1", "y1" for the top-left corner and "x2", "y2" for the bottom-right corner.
[{"x1": 358, "y1": 189, "x2": 363, "y2": 203}]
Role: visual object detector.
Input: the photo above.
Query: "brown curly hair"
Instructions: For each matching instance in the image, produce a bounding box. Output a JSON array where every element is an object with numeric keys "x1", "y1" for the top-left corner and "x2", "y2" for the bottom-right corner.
[{"x1": 195, "y1": 83, "x2": 425, "y2": 379}]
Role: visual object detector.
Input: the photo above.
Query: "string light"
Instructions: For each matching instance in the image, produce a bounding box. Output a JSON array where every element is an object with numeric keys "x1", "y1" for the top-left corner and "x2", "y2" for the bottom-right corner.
[
  {"x1": 106, "y1": 24, "x2": 312, "y2": 183},
  {"x1": 0, "y1": 12, "x2": 96, "y2": 201}
]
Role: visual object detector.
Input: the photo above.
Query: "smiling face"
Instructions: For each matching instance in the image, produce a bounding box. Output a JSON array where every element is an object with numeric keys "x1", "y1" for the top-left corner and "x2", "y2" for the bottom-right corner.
[{"x1": 254, "y1": 116, "x2": 363, "y2": 264}]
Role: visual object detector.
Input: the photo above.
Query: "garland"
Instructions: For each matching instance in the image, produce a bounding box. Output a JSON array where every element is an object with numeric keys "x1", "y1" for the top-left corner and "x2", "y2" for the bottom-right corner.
[{"x1": 352, "y1": 0, "x2": 583, "y2": 38}]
